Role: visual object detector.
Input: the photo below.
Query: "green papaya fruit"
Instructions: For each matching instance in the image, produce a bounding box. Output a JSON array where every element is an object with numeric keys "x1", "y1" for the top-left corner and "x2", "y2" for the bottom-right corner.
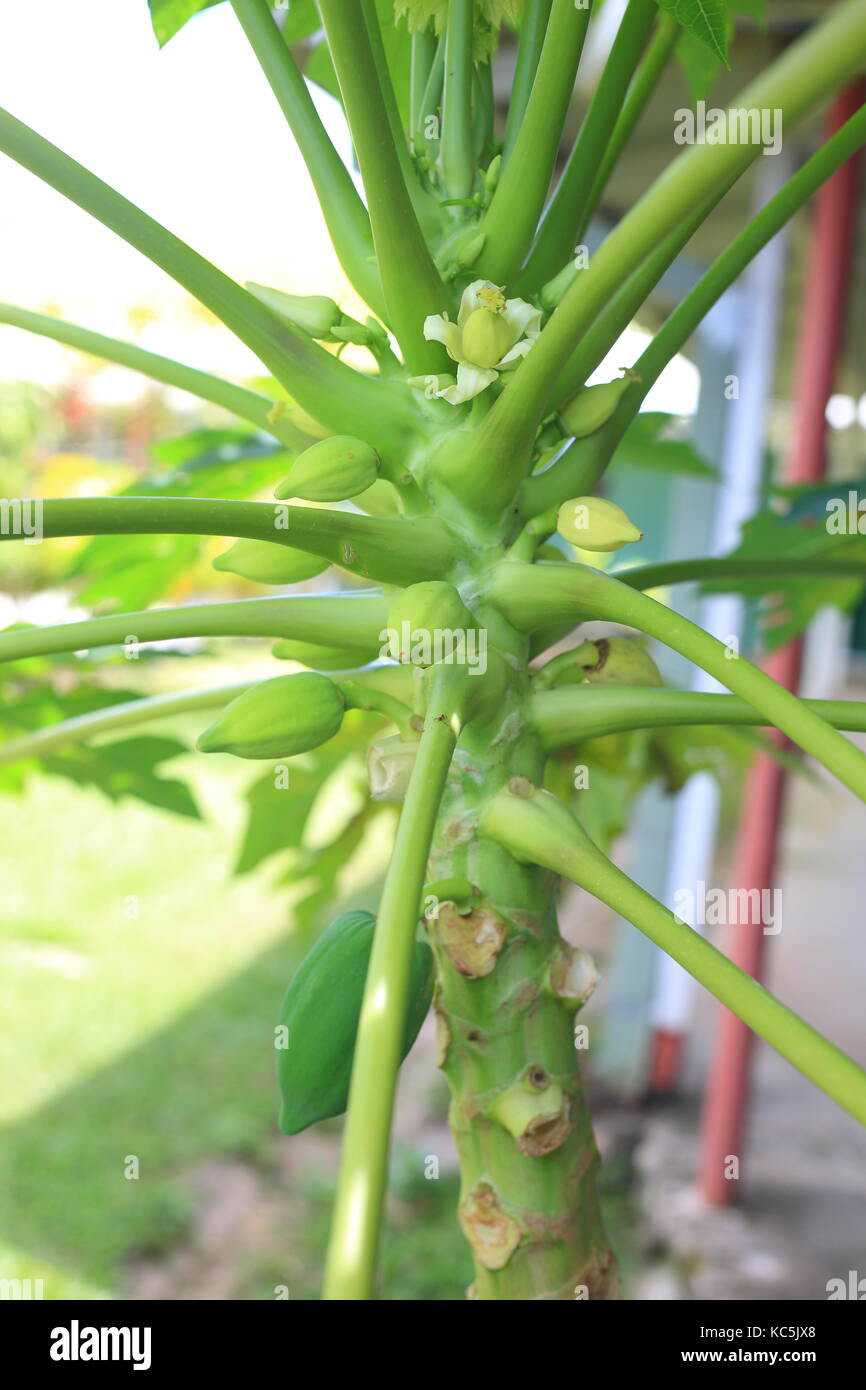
[
  {"x1": 197, "y1": 672, "x2": 344, "y2": 760},
  {"x1": 559, "y1": 375, "x2": 633, "y2": 439},
  {"x1": 271, "y1": 638, "x2": 376, "y2": 670},
  {"x1": 461, "y1": 305, "x2": 512, "y2": 368},
  {"x1": 276, "y1": 910, "x2": 435, "y2": 1134},
  {"x1": 213, "y1": 538, "x2": 327, "y2": 585},
  {"x1": 275, "y1": 435, "x2": 380, "y2": 503}
]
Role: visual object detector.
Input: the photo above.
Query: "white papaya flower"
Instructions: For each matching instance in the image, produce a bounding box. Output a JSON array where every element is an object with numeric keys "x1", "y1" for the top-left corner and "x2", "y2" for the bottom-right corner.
[{"x1": 423, "y1": 280, "x2": 542, "y2": 405}]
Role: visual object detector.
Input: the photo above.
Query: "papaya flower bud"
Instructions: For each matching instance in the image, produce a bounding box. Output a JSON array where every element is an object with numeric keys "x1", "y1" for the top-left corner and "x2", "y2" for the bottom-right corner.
[
  {"x1": 213, "y1": 538, "x2": 327, "y2": 586},
  {"x1": 483, "y1": 154, "x2": 501, "y2": 193},
  {"x1": 245, "y1": 283, "x2": 342, "y2": 339},
  {"x1": 556, "y1": 496, "x2": 643, "y2": 552},
  {"x1": 559, "y1": 371, "x2": 640, "y2": 439},
  {"x1": 197, "y1": 673, "x2": 344, "y2": 760},
  {"x1": 275, "y1": 436, "x2": 380, "y2": 503}
]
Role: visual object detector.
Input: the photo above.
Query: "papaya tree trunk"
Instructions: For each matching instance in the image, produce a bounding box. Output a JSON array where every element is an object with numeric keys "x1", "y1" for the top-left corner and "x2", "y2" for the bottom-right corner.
[{"x1": 425, "y1": 658, "x2": 617, "y2": 1299}]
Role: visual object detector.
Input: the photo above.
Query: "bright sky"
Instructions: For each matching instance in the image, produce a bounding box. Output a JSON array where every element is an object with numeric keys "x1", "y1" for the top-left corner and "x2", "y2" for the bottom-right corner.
[{"x1": 0, "y1": 0, "x2": 697, "y2": 410}]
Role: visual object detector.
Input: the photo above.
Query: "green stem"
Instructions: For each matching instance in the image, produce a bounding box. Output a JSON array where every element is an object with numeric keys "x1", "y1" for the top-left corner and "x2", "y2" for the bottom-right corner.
[
  {"x1": 318, "y1": 0, "x2": 447, "y2": 372},
  {"x1": 0, "y1": 106, "x2": 414, "y2": 455},
  {"x1": 502, "y1": 0, "x2": 552, "y2": 163},
  {"x1": 8, "y1": 497, "x2": 458, "y2": 587},
  {"x1": 618, "y1": 553, "x2": 866, "y2": 593},
  {"x1": 519, "y1": 0, "x2": 657, "y2": 291},
  {"x1": 0, "y1": 303, "x2": 307, "y2": 449},
  {"x1": 472, "y1": 58, "x2": 494, "y2": 167},
  {"x1": 479, "y1": 0, "x2": 593, "y2": 284},
  {"x1": 488, "y1": 562, "x2": 866, "y2": 801},
  {"x1": 440, "y1": 0, "x2": 475, "y2": 198},
  {"x1": 229, "y1": 0, "x2": 386, "y2": 319},
  {"x1": 531, "y1": 685, "x2": 866, "y2": 750},
  {"x1": 323, "y1": 668, "x2": 463, "y2": 1300},
  {"x1": 0, "y1": 594, "x2": 389, "y2": 665},
  {"x1": 0, "y1": 682, "x2": 255, "y2": 766},
  {"x1": 584, "y1": 12, "x2": 680, "y2": 217},
  {"x1": 410, "y1": 28, "x2": 438, "y2": 142},
  {"x1": 363, "y1": 0, "x2": 438, "y2": 233},
  {"x1": 481, "y1": 784, "x2": 866, "y2": 1129},
  {"x1": 628, "y1": 98, "x2": 866, "y2": 407},
  {"x1": 470, "y1": 0, "x2": 866, "y2": 489},
  {"x1": 414, "y1": 37, "x2": 446, "y2": 160},
  {"x1": 335, "y1": 679, "x2": 416, "y2": 738},
  {"x1": 550, "y1": 190, "x2": 728, "y2": 411},
  {"x1": 519, "y1": 99, "x2": 866, "y2": 517}
]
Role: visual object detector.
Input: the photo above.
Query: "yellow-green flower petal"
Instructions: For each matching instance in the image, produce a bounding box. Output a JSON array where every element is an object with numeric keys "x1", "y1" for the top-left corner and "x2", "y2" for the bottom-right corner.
[
  {"x1": 423, "y1": 312, "x2": 463, "y2": 361},
  {"x1": 502, "y1": 297, "x2": 542, "y2": 343},
  {"x1": 438, "y1": 361, "x2": 498, "y2": 404},
  {"x1": 498, "y1": 338, "x2": 535, "y2": 369}
]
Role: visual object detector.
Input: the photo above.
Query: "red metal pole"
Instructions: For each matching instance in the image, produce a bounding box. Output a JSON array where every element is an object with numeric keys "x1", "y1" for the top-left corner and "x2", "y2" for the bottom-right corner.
[{"x1": 698, "y1": 84, "x2": 865, "y2": 1207}]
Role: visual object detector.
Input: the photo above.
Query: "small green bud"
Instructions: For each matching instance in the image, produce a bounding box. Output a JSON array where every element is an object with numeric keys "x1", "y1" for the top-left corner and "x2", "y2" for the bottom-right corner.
[
  {"x1": 454, "y1": 230, "x2": 487, "y2": 269},
  {"x1": 556, "y1": 496, "x2": 643, "y2": 552},
  {"x1": 483, "y1": 154, "x2": 501, "y2": 192},
  {"x1": 245, "y1": 283, "x2": 342, "y2": 338},
  {"x1": 461, "y1": 305, "x2": 513, "y2": 368},
  {"x1": 487, "y1": 1066, "x2": 571, "y2": 1156},
  {"x1": 271, "y1": 638, "x2": 376, "y2": 670},
  {"x1": 197, "y1": 673, "x2": 344, "y2": 760},
  {"x1": 275, "y1": 435, "x2": 380, "y2": 503},
  {"x1": 384, "y1": 582, "x2": 476, "y2": 664},
  {"x1": 559, "y1": 374, "x2": 637, "y2": 438},
  {"x1": 212, "y1": 538, "x2": 327, "y2": 586}
]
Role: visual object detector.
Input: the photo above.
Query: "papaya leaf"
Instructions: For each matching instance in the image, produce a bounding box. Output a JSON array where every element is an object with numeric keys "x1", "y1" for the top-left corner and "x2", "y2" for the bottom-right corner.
[
  {"x1": 234, "y1": 714, "x2": 378, "y2": 876},
  {"x1": 676, "y1": 0, "x2": 766, "y2": 100},
  {"x1": 699, "y1": 487, "x2": 866, "y2": 649},
  {"x1": 147, "y1": 0, "x2": 224, "y2": 47},
  {"x1": 62, "y1": 427, "x2": 290, "y2": 612},
  {"x1": 609, "y1": 412, "x2": 718, "y2": 480},
  {"x1": 283, "y1": 813, "x2": 377, "y2": 941},
  {"x1": 660, "y1": 0, "x2": 730, "y2": 64},
  {"x1": 546, "y1": 730, "x2": 658, "y2": 853},
  {"x1": 280, "y1": 0, "x2": 322, "y2": 44},
  {"x1": 41, "y1": 736, "x2": 200, "y2": 819}
]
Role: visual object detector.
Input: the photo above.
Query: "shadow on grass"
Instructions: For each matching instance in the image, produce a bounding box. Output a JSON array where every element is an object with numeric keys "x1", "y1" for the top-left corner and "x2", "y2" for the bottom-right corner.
[
  {"x1": 0, "y1": 926, "x2": 303, "y2": 1294},
  {"x1": 0, "y1": 914, "x2": 632, "y2": 1301}
]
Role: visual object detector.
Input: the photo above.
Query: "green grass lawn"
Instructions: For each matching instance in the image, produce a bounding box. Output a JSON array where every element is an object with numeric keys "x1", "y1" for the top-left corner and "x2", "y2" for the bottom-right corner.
[{"x1": 0, "y1": 718, "x2": 479, "y2": 1299}]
